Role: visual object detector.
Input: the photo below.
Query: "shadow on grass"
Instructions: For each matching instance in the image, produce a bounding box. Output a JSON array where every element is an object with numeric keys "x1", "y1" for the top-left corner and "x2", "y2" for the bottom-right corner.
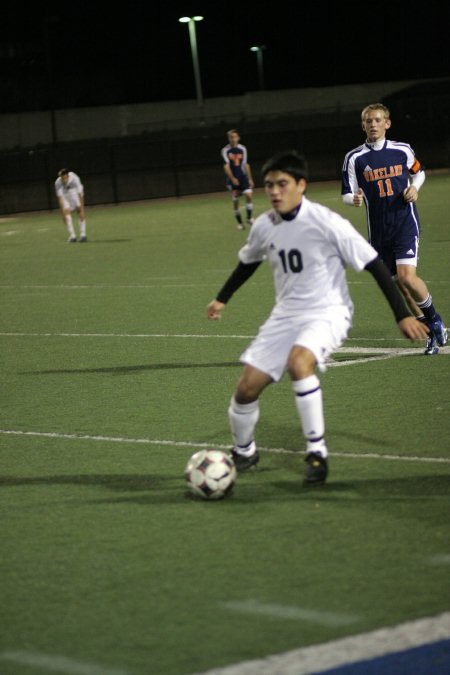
[
  {"x1": 0, "y1": 473, "x2": 448, "y2": 505},
  {"x1": 271, "y1": 473, "x2": 450, "y2": 500},
  {"x1": 22, "y1": 361, "x2": 240, "y2": 375},
  {"x1": 0, "y1": 473, "x2": 169, "y2": 490},
  {"x1": 85, "y1": 239, "x2": 133, "y2": 244},
  {"x1": 260, "y1": 422, "x2": 392, "y2": 452}
]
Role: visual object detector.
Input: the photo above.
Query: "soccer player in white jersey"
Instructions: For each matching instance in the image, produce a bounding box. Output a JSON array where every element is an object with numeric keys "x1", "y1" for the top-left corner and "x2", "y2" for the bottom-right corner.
[
  {"x1": 54, "y1": 168, "x2": 88, "y2": 243},
  {"x1": 207, "y1": 151, "x2": 428, "y2": 485},
  {"x1": 341, "y1": 103, "x2": 448, "y2": 355}
]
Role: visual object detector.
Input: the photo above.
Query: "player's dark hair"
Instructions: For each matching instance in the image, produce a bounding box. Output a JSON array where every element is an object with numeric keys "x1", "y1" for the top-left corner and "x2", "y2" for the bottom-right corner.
[
  {"x1": 58, "y1": 168, "x2": 69, "y2": 177},
  {"x1": 262, "y1": 151, "x2": 309, "y2": 182}
]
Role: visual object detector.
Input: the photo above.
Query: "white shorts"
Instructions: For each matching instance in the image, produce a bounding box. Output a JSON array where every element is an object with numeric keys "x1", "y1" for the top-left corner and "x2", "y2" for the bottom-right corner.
[
  {"x1": 60, "y1": 194, "x2": 81, "y2": 211},
  {"x1": 240, "y1": 309, "x2": 352, "y2": 381}
]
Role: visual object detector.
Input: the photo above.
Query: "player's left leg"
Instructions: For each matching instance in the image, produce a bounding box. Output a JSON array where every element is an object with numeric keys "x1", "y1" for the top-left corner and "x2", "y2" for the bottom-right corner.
[
  {"x1": 77, "y1": 206, "x2": 87, "y2": 242},
  {"x1": 244, "y1": 190, "x2": 254, "y2": 225},
  {"x1": 395, "y1": 230, "x2": 447, "y2": 352},
  {"x1": 287, "y1": 346, "x2": 328, "y2": 485},
  {"x1": 288, "y1": 314, "x2": 351, "y2": 485},
  {"x1": 397, "y1": 263, "x2": 448, "y2": 351}
]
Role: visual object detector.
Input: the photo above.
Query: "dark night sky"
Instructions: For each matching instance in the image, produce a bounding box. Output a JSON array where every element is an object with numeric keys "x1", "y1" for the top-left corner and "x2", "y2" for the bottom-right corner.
[{"x1": 2, "y1": 0, "x2": 449, "y2": 113}]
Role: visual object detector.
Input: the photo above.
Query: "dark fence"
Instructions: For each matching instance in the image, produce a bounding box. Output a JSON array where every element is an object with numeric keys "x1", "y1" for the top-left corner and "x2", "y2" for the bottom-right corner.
[{"x1": 1, "y1": 97, "x2": 448, "y2": 215}]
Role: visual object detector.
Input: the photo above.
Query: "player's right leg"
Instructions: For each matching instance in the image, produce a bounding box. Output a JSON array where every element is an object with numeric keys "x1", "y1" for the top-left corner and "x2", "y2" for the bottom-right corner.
[
  {"x1": 228, "y1": 365, "x2": 272, "y2": 471},
  {"x1": 230, "y1": 189, "x2": 244, "y2": 229},
  {"x1": 77, "y1": 207, "x2": 87, "y2": 242},
  {"x1": 62, "y1": 206, "x2": 76, "y2": 242}
]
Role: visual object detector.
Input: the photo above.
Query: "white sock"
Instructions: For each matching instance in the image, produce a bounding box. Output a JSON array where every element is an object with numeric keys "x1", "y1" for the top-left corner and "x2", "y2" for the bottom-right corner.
[
  {"x1": 65, "y1": 215, "x2": 75, "y2": 237},
  {"x1": 79, "y1": 219, "x2": 86, "y2": 236},
  {"x1": 228, "y1": 397, "x2": 259, "y2": 454},
  {"x1": 292, "y1": 375, "x2": 327, "y2": 457}
]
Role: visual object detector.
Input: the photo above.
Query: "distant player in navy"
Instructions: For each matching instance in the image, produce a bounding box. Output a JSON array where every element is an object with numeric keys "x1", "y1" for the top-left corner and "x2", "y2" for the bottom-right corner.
[
  {"x1": 221, "y1": 129, "x2": 254, "y2": 230},
  {"x1": 341, "y1": 103, "x2": 447, "y2": 355},
  {"x1": 55, "y1": 168, "x2": 88, "y2": 243},
  {"x1": 207, "y1": 151, "x2": 428, "y2": 485}
]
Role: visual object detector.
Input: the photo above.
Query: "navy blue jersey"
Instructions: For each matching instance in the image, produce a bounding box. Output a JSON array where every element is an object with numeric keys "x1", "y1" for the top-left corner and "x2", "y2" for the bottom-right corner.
[
  {"x1": 342, "y1": 140, "x2": 423, "y2": 253},
  {"x1": 221, "y1": 143, "x2": 250, "y2": 191}
]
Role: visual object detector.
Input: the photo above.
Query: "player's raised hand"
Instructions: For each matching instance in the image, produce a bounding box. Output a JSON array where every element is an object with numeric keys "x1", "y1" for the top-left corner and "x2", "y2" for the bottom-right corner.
[
  {"x1": 397, "y1": 317, "x2": 429, "y2": 341},
  {"x1": 207, "y1": 300, "x2": 225, "y2": 320}
]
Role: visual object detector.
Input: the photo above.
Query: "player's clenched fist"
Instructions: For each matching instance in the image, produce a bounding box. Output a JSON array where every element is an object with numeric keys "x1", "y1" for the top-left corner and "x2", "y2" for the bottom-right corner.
[
  {"x1": 207, "y1": 300, "x2": 225, "y2": 320},
  {"x1": 353, "y1": 188, "x2": 364, "y2": 206}
]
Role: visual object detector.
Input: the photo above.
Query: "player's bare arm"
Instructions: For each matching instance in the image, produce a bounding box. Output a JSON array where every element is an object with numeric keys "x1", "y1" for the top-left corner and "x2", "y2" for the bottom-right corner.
[
  {"x1": 245, "y1": 164, "x2": 255, "y2": 188},
  {"x1": 77, "y1": 194, "x2": 86, "y2": 218}
]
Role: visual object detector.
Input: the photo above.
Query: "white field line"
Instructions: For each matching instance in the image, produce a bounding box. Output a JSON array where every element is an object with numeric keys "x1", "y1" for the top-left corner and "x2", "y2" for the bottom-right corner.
[
  {"x1": 192, "y1": 612, "x2": 450, "y2": 675},
  {"x1": 0, "y1": 330, "x2": 445, "y2": 347},
  {"x1": 0, "y1": 282, "x2": 207, "y2": 288},
  {"x1": 1, "y1": 429, "x2": 449, "y2": 464},
  {"x1": 220, "y1": 600, "x2": 360, "y2": 626},
  {"x1": 0, "y1": 651, "x2": 127, "y2": 675}
]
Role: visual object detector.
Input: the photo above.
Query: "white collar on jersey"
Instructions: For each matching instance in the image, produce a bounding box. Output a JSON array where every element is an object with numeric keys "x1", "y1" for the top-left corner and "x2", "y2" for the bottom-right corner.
[{"x1": 365, "y1": 138, "x2": 386, "y2": 150}]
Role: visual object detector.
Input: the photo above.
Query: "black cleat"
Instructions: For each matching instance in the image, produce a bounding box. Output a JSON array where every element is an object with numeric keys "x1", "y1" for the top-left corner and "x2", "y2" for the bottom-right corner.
[
  {"x1": 304, "y1": 452, "x2": 328, "y2": 485},
  {"x1": 231, "y1": 448, "x2": 259, "y2": 472},
  {"x1": 79, "y1": 235, "x2": 88, "y2": 243}
]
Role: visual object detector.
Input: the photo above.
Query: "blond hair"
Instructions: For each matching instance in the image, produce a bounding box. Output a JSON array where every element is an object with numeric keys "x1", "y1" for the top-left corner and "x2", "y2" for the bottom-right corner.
[{"x1": 361, "y1": 103, "x2": 391, "y2": 121}]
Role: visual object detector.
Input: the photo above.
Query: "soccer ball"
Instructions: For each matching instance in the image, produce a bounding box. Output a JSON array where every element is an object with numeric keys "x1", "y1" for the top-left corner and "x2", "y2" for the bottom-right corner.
[{"x1": 185, "y1": 449, "x2": 237, "y2": 500}]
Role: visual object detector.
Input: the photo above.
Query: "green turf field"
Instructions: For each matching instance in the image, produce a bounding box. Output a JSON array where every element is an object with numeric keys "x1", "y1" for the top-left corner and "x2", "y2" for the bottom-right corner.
[{"x1": 1, "y1": 176, "x2": 449, "y2": 675}]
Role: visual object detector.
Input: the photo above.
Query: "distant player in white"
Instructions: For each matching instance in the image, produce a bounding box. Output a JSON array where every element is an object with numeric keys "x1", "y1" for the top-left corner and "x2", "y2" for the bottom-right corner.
[
  {"x1": 54, "y1": 168, "x2": 87, "y2": 242},
  {"x1": 207, "y1": 151, "x2": 428, "y2": 485}
]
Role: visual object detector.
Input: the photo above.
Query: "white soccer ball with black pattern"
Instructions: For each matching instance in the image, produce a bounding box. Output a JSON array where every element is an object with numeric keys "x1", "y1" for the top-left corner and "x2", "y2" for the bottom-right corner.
[{"x1": 185, "y1": 449, "x2": 237, "y2": 500}]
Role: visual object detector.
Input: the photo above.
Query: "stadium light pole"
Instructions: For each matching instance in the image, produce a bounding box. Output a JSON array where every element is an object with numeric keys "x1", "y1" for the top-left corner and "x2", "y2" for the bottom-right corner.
[
  {"x1": 250, "y1": 45, "x2": 266, "y2": 90},
  {"x1": 179, "y1": 16, "x2": 204, "y2": 108}
]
